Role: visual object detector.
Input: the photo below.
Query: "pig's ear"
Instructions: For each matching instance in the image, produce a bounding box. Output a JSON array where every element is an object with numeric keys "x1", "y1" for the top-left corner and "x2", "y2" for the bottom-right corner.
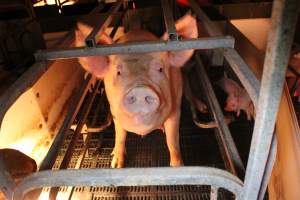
[
  {"x1": 75, "y1": 22, "x2": 113, "y2": 78},
  {"x1": 163, "y1": 13, "x2": 198, "y2": 67}
]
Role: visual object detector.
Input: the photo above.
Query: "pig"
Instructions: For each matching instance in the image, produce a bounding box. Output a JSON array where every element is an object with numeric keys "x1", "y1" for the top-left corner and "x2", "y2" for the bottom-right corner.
[
  {"x1": 217, "y1": 77, "x2": 255, "y2": 120},
  {"x1": 75, "y1": 14, "x2": 198, "y2": 168}
]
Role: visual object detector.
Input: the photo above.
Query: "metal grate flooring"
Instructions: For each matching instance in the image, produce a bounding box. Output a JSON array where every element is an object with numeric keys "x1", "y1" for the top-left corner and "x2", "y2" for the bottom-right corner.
[
  {"x1": 38, "y1": 77, "x2": 254, "y2": 199},
  {"x1": 44, "y1": 131, "x2": 235, "y2": 200}
]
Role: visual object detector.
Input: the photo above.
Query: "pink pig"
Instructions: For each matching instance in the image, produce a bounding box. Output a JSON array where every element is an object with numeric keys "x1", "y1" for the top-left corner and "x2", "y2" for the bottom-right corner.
[
  {"x1": 218, "y1": 77, "x2": 254, "y2": 120},
  {"x1": 75, "y1": 14, "x2": 198, "y2": 168}
]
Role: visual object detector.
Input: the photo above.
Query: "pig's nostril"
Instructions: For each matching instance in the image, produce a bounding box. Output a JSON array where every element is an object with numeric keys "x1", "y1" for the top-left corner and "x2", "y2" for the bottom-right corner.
[
  {"x1": 145, "y1": 96, "x2": 155, "y2": 104},
  {"x1": 127, "y1": 96, "x2": 136, "y2": 104}
]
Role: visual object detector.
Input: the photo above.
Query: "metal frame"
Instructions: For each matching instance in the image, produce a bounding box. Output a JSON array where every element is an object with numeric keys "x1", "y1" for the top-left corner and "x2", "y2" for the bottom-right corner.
[
  {"x1": 194, "y1": 54, "x2": 245, "y2": 176},
  {"x1": 1, "y1": 0, "x2": 298, "y2": 199},
  {"x1": 161, "y1": 0, "x2": 178, "y2": 41},
  {"x1": 242, "y1": 0, "x2": 299, "y2": 199},
  {"x1": 34, "y1": 36, "x2": 235, "y2": 61},
  {"x1": 13, "y1": 167, "x2": 243, "y2": 200}
]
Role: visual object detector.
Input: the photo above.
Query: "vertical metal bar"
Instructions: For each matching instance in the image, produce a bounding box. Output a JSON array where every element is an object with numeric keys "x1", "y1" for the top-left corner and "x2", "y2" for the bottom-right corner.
[
  {"x1": 195, "y1": 54, "x2": 245, "y2": 176},
  {"x1": 0, "y1": 158, "x2": 15, "y2": 200},
  {"x1": 85, "y1": 0, "x2": 123, "y2": 47},
  {"x1": 242, "y1": 0, "x2": 299, "y2": 199},
  {"x1": 161, "y1": 0, "x2": 178, "y2": 40},
  {"x1": 258, "y1": 134, "x2": 277, "y2": 200}
]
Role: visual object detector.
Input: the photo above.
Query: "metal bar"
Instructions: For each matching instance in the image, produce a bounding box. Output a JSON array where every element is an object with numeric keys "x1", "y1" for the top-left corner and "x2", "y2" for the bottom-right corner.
[
  {"x1": 188, "y1": 0, "x2": 222, "y2": 36},
  {"x1": 85, "y1": 0, "x2": 123, "y2": 47},
  {"x1": 48, "y1": 80, "x2": 101, "y2": 199},
  {"x1": 0, "y1": 158, "x2": 15, "y2": 200},
  {"x1": 195, "y1": 54, "x2": 245, "y2": 176},
  {"x1": 161, "y1": 0, "x2": 178, "y2": 41},
  {"x1": 39, "y1": 74, "x2": 93, "y2": 170},
  {"x1": 67, "y1": 86, "x2": 107, "y2": 199},
  {"x1": 242, "y1": 0, "x2": 299, "y2": 199},
  {"x1": 35, "y1": 36, "x2": 235, "y2": 61},
  {"x1": 182, "y1": 68, "x2": 233, "y2": 129},
  {"x1": 13, "y1": 167, "x2": 243, "y2": 200},
  {"x1": 60, "y1": 81, "x2": 101, "y2": 169},
  {"x1": 189, "y1": 0, "x2": 260, "y2": 107},
  {"x1": 258, "y1": 134, "x2": 277, "y2": 200}
]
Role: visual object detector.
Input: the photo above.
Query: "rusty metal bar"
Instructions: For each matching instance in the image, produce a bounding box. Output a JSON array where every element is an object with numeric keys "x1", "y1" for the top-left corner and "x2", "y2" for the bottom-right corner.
[
  {"x1": 189, "y1": 0, "x2": 260, "y2": 107},
  {"x1": 0, "y1": 158, "x2": 15, "y2": 200},
  {"x1": 85, "y1": 0, "x2": 123, "y2": 47},
  {"x1": 161, "y1": 0, "x2": 178, "y2": 41},
  {"x1": 13, "y1": 167, "x2": 243, "y2": 200},
  {"x1": 195, "y1": 54, "x2": 245, "y2": 176},
  {"x1": 35, "y1": 36, "x2": 235, "y2": 61},
  {"x1": 242, "y1": 0, "x2": 299, "y2": 199}
]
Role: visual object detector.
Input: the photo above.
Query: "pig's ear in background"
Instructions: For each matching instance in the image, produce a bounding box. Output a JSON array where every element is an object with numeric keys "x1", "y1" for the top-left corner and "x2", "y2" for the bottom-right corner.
[
  {"x1": 75, "y1": 22, "x2": 113, "y2": 78},
  {"x1": 163, "y1": 13, "x2": 198, "y2": 67}
]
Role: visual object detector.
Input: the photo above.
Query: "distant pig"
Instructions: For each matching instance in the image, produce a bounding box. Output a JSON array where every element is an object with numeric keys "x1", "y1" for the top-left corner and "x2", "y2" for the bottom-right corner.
[
  {"x1": 217, "y1": 77, "x2": 254, "y2": 120},
  {"x1": 75, "y1": 14, "x2": 198, "y2": 168}
]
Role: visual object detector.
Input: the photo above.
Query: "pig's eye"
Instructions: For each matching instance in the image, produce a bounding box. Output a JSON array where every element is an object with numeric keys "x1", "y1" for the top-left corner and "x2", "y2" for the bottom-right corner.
[
  {"x1": 117, "y1": 71, "x2": 121, "y2": 75},
  {"x1": 159, "y1": 68, "x2": 163, "y2": 73}
]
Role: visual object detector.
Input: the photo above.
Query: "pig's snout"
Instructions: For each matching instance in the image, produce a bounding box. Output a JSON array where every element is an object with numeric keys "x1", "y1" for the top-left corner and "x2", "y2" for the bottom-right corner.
[{"x1": 123, "y1": 86, "x2": 160, "y2": 114}]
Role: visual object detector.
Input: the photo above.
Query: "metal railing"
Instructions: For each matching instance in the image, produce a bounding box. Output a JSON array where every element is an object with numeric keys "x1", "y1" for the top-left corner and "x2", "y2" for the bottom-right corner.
[{"x1": 0, "y1": 0, "x2": 298, "y2": 199}]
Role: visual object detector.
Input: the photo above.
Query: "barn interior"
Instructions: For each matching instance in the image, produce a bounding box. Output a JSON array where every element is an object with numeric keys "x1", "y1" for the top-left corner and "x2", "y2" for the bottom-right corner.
[{"x1": 0, "y1": 0, "x2": 299, "y2": 200}]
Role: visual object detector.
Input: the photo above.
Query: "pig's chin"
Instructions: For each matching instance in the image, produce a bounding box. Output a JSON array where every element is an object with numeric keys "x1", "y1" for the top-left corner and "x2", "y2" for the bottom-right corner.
[{"x1": 118, "y1": 112, "x2": 161, "y2": 135}]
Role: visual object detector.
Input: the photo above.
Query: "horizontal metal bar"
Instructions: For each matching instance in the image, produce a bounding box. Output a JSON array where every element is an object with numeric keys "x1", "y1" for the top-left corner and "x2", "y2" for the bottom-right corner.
[
  {"x1": 85, "y1": 0, "x2": 123, "y2": 47},
  {"x1": 161, "y1": 0, "x2": 178, "y2": 40},
  {"x1": 13, "y1": 167, "x2": 243, "y2": 200},
  {"x1": 34, "y1": 36, "x2": 235, "y2": 61},
  {"x1": 195, "y1": 54, "x2": 245, "y2": 176}
]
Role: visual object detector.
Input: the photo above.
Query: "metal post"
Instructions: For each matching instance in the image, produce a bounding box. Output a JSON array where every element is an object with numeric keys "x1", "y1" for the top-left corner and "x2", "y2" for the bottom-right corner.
[
  {"x1": 85, "y1": 0, "x2": 123, "y2": 47},
  {"x1": 161, "y1": 0, "x2": 178, "y2": 40},
  {"x1": 242, "y1": 0, "x2": 299, "y2": 199},
  {"x1": 258, "y1": 134, "x2": 277, "y2": 200}
]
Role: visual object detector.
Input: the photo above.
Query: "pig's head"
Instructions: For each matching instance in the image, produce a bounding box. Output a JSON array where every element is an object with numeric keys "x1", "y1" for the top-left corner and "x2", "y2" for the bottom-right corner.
[{"x1": 75, "y1": 14, "x2": 198, "y2": 134}]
